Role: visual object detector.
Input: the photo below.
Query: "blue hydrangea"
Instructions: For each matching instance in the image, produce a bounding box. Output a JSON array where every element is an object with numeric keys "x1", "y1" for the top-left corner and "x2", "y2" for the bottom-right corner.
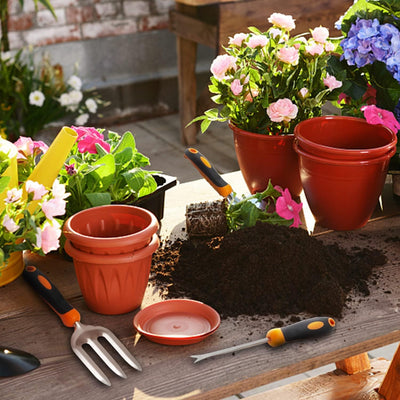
[{"x1": 340, "y1": 18, "x2": 400, "y2": 82}]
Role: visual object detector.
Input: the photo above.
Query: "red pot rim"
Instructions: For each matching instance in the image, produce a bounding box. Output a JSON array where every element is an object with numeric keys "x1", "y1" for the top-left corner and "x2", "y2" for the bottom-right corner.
[
  {"x1": 294, "y1": 141, "x2": 396, "y2": 166},
  {"x1": 63, "y1": 205, "x2": 159, "y2": 249},
  {"x1": 294, "y1": 116, "x2": 397, "y2": 157},
  {"x1": 228, "y1": 121, "x2": 294, "y2": 141},
  {"x1": 64, "y1": 233, "x2": 160, "y2": 263}
]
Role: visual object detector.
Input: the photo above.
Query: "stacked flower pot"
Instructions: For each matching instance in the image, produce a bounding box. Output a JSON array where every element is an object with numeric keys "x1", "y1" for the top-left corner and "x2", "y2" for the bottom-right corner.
[{"x1": 63, "y1": 205, "x2": 159, "y2": 314}]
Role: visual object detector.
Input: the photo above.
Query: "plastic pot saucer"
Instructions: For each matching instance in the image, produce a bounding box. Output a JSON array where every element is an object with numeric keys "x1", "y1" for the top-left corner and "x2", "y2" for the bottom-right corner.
[{"x1": 133, "y1": 299, "x2": 220, "y2": 345}]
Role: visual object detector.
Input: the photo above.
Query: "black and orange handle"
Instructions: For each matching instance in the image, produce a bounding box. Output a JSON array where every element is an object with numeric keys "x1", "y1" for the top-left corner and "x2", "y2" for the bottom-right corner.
[
  {"x1": 184, "y1": 148, "x2": 233, "y2": 198},
  {"x1": 23, "y1": 266, "x2": 80, "y2": 328},
  {"x1": 266, "y1": 317, "x2": 336, "y2": 347}
]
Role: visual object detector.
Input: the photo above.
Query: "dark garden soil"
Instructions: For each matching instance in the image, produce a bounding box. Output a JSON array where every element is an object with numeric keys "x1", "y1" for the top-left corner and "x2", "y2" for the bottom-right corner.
[{"x1": 150, "y1": 222, "x2": 388, "y2": 319}]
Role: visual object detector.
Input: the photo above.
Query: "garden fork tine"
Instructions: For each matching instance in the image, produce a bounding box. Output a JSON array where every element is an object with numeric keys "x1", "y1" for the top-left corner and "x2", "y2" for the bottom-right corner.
[{"x1": 23, "y1": 266, "x2": 142, "y2": 386}]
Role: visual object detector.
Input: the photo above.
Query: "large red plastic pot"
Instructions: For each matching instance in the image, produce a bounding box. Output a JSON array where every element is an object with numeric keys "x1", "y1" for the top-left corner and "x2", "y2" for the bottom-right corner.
[
  {"x1": 64, "y1": 234, "x2": 159, "y2": 315},
  {"x1": 294, "y1": 141, "x2": 396, "y2": 230},
  {"x1": 63, "y1": 205, "x2": 159, "y2": 255},
  {"x1": 229, "y1": 122, "x2": 302, "y2": 197},
  {"x1": 294, "y1": 116, "x2": 397, "y2": 160}
]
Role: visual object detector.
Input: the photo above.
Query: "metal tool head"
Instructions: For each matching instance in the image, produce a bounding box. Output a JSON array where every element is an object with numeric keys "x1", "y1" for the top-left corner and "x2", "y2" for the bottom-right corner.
[{"x1": 71, "y1": 321, "x2": 142, "y2": 386}]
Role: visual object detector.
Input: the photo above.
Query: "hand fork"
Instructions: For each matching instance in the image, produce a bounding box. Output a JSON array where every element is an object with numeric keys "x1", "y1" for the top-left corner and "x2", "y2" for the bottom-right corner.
[{"x1": 23, "y1": 265, "x2": 142, "y2": 386}]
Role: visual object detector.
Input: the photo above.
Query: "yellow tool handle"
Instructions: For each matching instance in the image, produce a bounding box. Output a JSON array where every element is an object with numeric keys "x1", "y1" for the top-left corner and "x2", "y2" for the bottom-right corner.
[{"x1": 266, "y1": 317, "x2": 336, "y2": 347}]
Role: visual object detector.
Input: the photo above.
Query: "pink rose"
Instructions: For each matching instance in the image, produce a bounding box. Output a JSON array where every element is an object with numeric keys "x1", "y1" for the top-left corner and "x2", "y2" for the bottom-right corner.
[
  {"x1": 230, "y1": 79, "x2": 243, "y2": 96},
  {"x1": 25, "y1": 180, "x2": 48, "y2": 201},
  {"x1": 42, "y1": 198, "x2": 67, "y2": 219},
  {"x1": 267, "y1": 99, "x2": 298, "y2": 123},
  {"x1": 245, "y1": 88, "x2": 259, "y2": 102},
  {"x1": 277, "y1": 47, "x2": 299, "y2": 65},
  {"x1": 312, "y1": 27, "x2": 329, "y2": 44},
  {"x1": 210, "y1": 54, "x2": 237, "y2": 80},
  {"x1": 324, "y1": 41, "x2": 335, "y2": 52},
  {"x1": 362, "y1": 105, "x2": 400, "y2": 134},
  {"x1": 229, "y1": 33, "x2": 247, "y2": 46},
  {"x1": 323, "y1": 73, "x2": 342, "y2": 90},
  {"x1": 268, "y1": 13, "x2": 295, "y2": 31},
  {"x1": 299, "y1": 88, "x2": 309, "y2": 99},
  {"x1": 72, "y1": 126, "x2": 111, "y2": 154},
  {"x1": 36, "y1": 221, "x2": 62, "y2": 254},
  {"x1": 247, "y1": 34, "x2": 268, "y2": 48},
  {"x1": 305, "y1": 43, "x2": 324, "y2": 56}
]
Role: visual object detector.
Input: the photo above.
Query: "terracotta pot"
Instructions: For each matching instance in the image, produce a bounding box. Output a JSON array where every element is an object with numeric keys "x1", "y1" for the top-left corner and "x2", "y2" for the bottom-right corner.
[
  {"x1": 229, "y1": 122, "x2": 302, "y2": 197},
  {"x1": 294, "y1": 141, "x2": 396, "y2": 230},
  {"x1": 0, "y1": 251, "x2": 24, "y2": 287},
  {"x1": 294, "y1": 116, "x2": 397, "y2": 160},
  {"x1": 64, "y1": 234, "x2": 160, "y2": 315},
  {"x1": 63, "y1": 205, "x2": 159, "y2": 255}
]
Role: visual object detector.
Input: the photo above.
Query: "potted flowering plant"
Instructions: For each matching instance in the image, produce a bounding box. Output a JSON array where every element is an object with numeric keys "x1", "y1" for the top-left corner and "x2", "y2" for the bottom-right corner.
[
  {"x1": 191, "y1": 13, "x2": 343, "y2": 197},
  {"x1": 58, "y1": 126, "x2": 160, "y2": 220},
  {"x1": 0, "y1": 137, "x2": 68, "y2": 285},
  {"x1": 327, "y1": 0, "x2": 400, "y2": 192}
]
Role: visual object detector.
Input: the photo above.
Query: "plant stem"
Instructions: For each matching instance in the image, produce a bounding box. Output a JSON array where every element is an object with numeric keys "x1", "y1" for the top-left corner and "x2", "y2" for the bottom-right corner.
[{"x1": 0, "y1": 0, "x2": 10, "y2": 52}]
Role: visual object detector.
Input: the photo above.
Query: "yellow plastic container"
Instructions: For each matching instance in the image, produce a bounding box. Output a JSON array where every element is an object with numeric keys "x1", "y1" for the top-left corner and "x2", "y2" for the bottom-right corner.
[{"x1": 0, "y1": 251, "x2": 24, "y2": 287}]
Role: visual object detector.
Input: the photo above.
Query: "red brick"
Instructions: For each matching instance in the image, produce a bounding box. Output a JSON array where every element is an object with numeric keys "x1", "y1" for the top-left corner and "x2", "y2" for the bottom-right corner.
[
  {"x1": 139, "y1": 15, "x2": 169, "y2": 31},
  {"x1": 37, "y1": 9, "x2": 66, "y2": 27},
  {"x1": 23, "y1": 25, "x2": 81, "y2": 47},
  {"x1": 8, "y1": 14, "x2": 34, "y2": 32},
  {"x1": 66, "y1": 6, "x2": 97, "y2": 24}
]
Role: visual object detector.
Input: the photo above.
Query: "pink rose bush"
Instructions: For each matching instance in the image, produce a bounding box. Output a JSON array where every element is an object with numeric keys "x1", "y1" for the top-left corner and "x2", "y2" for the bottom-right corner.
[
  {"x1": 0, "y1": 139, "x2": 68, "y2": 264},
  {"x1": 192, "y1": 13, "x2": 342, "y2": 135}
]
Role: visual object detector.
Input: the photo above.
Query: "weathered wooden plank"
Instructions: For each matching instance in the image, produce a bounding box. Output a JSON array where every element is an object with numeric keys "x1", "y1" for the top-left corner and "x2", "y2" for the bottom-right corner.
[
  {"x1": 378, "y1": 343, "x2": 400, "y2": 400},
  {"x1": 336, "y1": 353, "x2": 371, "y2": 375}
]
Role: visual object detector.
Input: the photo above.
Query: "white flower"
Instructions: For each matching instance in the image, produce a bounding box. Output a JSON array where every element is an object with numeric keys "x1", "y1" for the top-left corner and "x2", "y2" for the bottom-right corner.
[
  {"x1": 68, "y1": 90, "x2": 83, "y2": 105},
  {"x1": 75, "y1": 113, "x2": 89, "y2": 125},
  {"x1": 29, "y1": 90, "x2": 45, "y2": 107},
  {"x1": 0, "y1": 51, "x2": 11, "y2": 62},
  {"x1": 59, "y1": 93, "x2": 72, "y2": 106},
  {"x1": 85, "y1": 98, "x2": 97, "y2": 113},
  {"x1": 52, "y1": 179, "x2": 70, "y2": 200},
  {"x1": 67, "y1": 75, "x2": 82, "y2": 91},
  {"x1": 5, "y1": 188, "x2": 22, "y2": 203}
]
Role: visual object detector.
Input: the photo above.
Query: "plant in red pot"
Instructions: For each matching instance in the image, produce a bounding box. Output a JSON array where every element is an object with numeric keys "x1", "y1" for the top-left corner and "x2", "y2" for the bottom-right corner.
[{"x1": 191, "y1": 13, "x2": 343, "y2": 197}]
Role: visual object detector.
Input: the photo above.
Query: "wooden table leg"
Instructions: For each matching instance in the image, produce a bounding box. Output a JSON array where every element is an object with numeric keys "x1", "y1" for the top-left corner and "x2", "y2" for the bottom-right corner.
[
  {"x1": 378, "y1": 343, "x2": 400, "y2": 399},
  {"x1": 335, "y1": 353, "x2": 371, "y2": 375},
  {"x1": 176, "y1": 34, "x2": 198, "y2": 145}
]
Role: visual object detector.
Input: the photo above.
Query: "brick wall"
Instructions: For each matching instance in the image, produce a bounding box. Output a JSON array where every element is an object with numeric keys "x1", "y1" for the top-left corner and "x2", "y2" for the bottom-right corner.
[{"x1": 7, "y1": 0, "x2": 175, "y2": 50}]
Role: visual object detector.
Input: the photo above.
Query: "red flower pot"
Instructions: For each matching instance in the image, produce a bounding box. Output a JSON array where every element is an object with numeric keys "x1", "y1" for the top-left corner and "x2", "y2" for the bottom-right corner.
[
  {"x1": 63, "y1": 205, "x2": 159, "y2": 255},
  {"x1": 64, "y1": 234, "x2": 160, "y2": 315},
  {"x1": 229, "y1": 122, "x2": 302, "y2": 197},
  {"x1": 294, "y1": 141, "x2": 396, "y2": 230},
  {"x1": 294, "y1": 116, "x2": 397, "y2": 160}
]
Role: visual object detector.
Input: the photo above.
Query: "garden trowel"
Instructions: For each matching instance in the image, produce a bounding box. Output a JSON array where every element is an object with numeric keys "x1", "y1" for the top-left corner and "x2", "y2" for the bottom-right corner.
[{"x1": 0, "y1": 346, "x2": 40, "y2": 377}]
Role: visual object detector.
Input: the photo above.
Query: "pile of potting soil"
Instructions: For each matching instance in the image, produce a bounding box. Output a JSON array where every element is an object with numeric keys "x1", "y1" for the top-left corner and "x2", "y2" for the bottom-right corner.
[{"x1": 150, "y1": 222, "x2": 387, "y2": 319}]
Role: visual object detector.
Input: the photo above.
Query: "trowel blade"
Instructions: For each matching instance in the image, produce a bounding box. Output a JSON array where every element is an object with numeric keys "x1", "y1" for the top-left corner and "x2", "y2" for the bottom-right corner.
[{"x1": 0, "y1": 346, "x2": 40, "y2": 377}]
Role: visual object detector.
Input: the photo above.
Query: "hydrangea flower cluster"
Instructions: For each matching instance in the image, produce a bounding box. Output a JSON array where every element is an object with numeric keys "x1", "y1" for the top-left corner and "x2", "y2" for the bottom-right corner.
[
  {"x1": 340, "y1": 17, "x2": 400, "y2": 82},
  {"x1": 192, "y1": 13, "x2": 342, "y2": 135}
]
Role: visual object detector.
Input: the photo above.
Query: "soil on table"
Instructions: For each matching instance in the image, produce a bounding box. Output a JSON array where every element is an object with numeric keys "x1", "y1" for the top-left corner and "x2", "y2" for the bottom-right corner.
[{"x1": 150, "y1": 222, "x2": 387, "y2": 319}]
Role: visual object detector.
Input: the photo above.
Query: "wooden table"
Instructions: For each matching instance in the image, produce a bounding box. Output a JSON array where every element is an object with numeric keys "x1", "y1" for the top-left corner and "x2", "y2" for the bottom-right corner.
[
  {"x1": 1, "y1": 172, "x2": 400, "y2": 399},
  {"x1": 169, "y1": 0, "x2": 353, "y2": 145}
]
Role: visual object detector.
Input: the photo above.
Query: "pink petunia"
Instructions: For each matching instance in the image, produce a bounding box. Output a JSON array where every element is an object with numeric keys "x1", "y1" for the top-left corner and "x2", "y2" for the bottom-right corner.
[
  {"x1": 247, "y1": 34, "x2": 268, "y2": 49},
  {"x1": 323, "y1": 73, "x2": 342, "y2": 91},
  {"x1": 25, "y1": 180, "x2": 48, "y2": 201},
  {"x1": 71, "y1": 126, "x2": 111, "y2": 154},
  {"x1": 268, "y1": 13, "x2": 295, "y2": 31},
  {"x1": 277, "y1": 47, "x2": 299, "y2": 65},
  {"x1": 41, "y1": 198, "x2": 67, "y2": 219},
  {"x1": 312, "y1": 27, "x2": 329, "y2": 44},
  {"x1": 210, "y1": 54, "x2": 237, "y2": 80},
  {"x1": 36, "y1": 221, "x2": 62, "y2": 254},
  {"x1": 362, "y1": 105, "x2": 400, "y2": 134},
  {"x1": 51, "y1": 179, "x2": 70, "y2": 200},
  {"x1": 230, "y1": 79, "x2": 243, "y2": 96},
  {"x1": 14, "y1": 137, "x2": 48, "y2": 160},
  {"x1": 2, "y1": 215, "x2": 19, "y2": 233},
  {"x1": 267, "y1": 99, "x2": 298, "y2": 123},
  {"x1": 5, "y1": 188, "x2": 22, "y2": 203},
  {"x1": 275, "y1": 187, "x2": 302, "y2": 227}
]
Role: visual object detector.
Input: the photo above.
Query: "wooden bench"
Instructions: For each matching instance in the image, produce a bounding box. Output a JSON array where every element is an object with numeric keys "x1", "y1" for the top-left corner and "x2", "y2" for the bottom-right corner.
[{"x1": 169, "y1": 0, "x2": 353, "y2": 145}]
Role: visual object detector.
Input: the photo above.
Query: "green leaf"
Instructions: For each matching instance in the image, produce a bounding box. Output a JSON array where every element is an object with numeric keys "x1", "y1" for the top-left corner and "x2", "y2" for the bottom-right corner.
[
  {"x1": 138, "y1": 174, "x2": 158, "y2": 197},
  {"x1": 122, "y1": 168, "x2": 145, "y2": 193},
  {"x1": 113, "y1": 131, "x2": 136, "y2": 154},
  {"x1": 200, "y1": 119, "x2": 211, "y2": 133},
  {"x1": 85, "y1": 192, "x2": 112, "y2": 207},
  {"x1": 90, "y1": 154, "x2": 115, "y2": 190},
  {"x1": 114, "y1": 147, "x2": 133, "y2": 167}
]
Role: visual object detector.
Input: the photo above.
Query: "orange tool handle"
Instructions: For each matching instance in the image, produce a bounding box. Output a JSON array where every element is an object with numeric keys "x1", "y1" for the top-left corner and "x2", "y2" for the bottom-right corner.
[
  {"x1": 23, "y1": 266, "x2": 80, "y2": 328},
  {"x1": 184, "y1": 148, "x2": 233, "y2": 198},
  {"x1": 266, "y1": 317, "x2": 336, "y2": 347}
]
